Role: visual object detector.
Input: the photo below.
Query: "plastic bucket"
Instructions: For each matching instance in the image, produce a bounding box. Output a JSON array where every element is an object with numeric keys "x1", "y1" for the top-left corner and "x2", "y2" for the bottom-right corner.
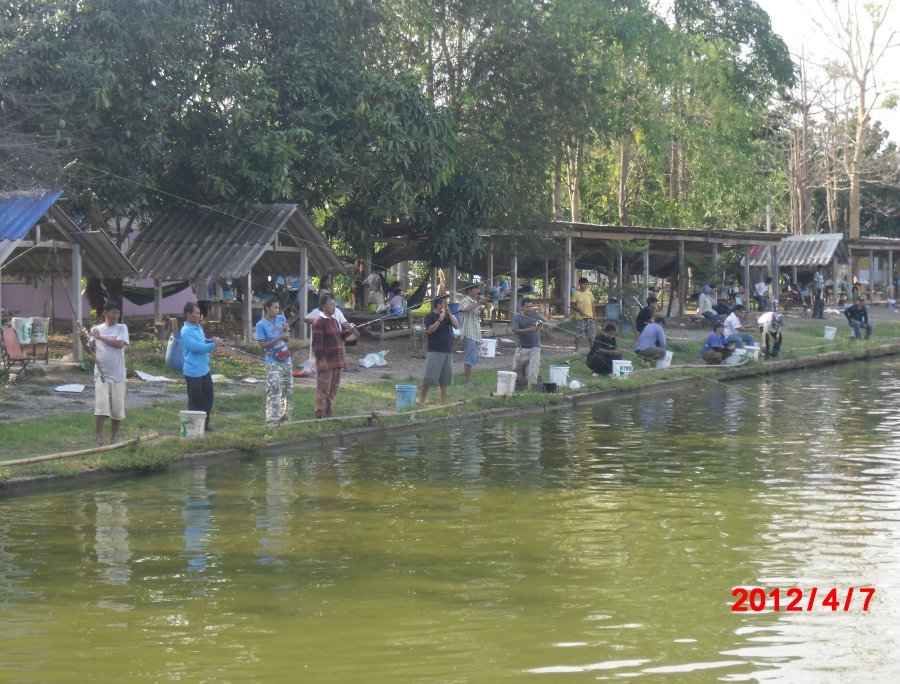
[
  {"x1": 605, "y1": 302, "x2": 620, "y2": 321},
  {"x1": 888, "y1": 299, "x2": 896, "y2": 309},
  {"x1": 11, "y1": 317, "x2": 32, "y2": 344},
  {"x1": 823, "y1": 326, "x2": 837, "y2": 340},
  {"x1": 479, "y1": 338, "x2": 497, "y2": 357},
  {"x1": 395, "y1": 384, "x2": 417, "y2": 411},
  {"x1": 656, "y1": 350, "x2": 674, "y2": 369},
  {"x1": 179, "y1": 410, "x2": 207, "y2": 439},
  {"x1": 745, "y1": 346, "x2": 760, "y2": 361},
  {"x1": 30, "y1": 317, "x2": 50, "y2": 343},
  {"x1": 496, "y1": 370, "x2": 517, "y2": 396},
  {"x1": 165, "y1": 332, "x2": 184, "y2": 372},
  {"x1": 612, "y1": 359, "x2": 633, "y2": 378},
  {"x1": 548, "y1": 365, "x2": 569, "y2": 387}
]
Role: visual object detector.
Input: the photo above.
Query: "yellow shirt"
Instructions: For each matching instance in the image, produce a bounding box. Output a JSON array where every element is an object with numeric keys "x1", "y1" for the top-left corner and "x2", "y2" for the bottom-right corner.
[{"x1": 571, "y1": 289, "x2": 595, "y2": 320}]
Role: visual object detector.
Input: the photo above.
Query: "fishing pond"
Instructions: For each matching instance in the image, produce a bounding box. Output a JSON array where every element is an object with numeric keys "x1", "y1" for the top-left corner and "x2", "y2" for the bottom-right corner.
[{"x1": 2, "y1": 358, "x2": 899, "y2": 681}]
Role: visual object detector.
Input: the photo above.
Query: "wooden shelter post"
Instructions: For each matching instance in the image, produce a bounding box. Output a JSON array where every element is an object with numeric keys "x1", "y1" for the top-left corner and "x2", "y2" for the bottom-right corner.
[
  {"x1": 153, "y1": 278, "x2": 163, "y2": 325},
  {"x1": 869, "y1": 249, "x2": 875, "y2": 303},
  {"x1": 72, "y1": 243, "x2": 83, "y2": 362},
  {"x1": 299, "y1": 246, "x2": 309, "y2": 341},
  {"x1": 711, "y1": 242, "x2": 718, "y2": 286},
  {"x1": 677, "y1": 241, "x2": 686, "y2": 318},
  {"x1": 511, "y1": 252, "x2": 518, "y2": 318},
  {"x1": 743, "y1": 246, "x2": 751, "y2": 307},
  {"x1": 832, "y1": 254, "x2": 840, "y2": 304},
  {"x1": 642, "y1": 248, "x2": 649, "y2": 302},
  {"x1": 543, "y1": 258, "x2": 549, "y2": 300},
  {"x1": 244, "y1": 272, "x2": 252, "y2": 341},
  {"x1": 772, "y1": 246, "x2": 780, "y2": 311},
  {"x1": 487, "y1": 240, "x2": 494, "y2": 286},
  {"x1": 564, "y1": 236, "x2": 572, "y2": 318},
  {"x1": 888, "y1": 249, "x2": 894, "y2": 300},
  {"x1": 450, "y1": 265, "x2": 458, "y2": 302}
]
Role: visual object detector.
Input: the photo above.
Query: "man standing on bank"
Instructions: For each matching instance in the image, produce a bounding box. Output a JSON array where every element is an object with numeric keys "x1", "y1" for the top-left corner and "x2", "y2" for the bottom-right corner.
[
  {"x1": 82, "y1": 299, "x2": 129, "y2": 445},
  {"x1": 570, "y1": 277, "x2": 596, "y2": 352},
  {"x1": 256, "y1": 296, "x2": 293, "y2": 426},
  {"x1": 512, "y1": 298, "x2": 548, "y2": 390},
  {"x1": 419, "y1": 296, "x2": 459, "y2": 404},
  {"x1": 635, "y1": 295, "x2": 657, "y2": 334},
  {"x1": 181, "y1": 301, "x2": 221, "y2": 432},
  {"x1": 459, "y1": 283, "x2": 489, "y2": 386},
  {"x1": 311, "y1": 293, "x2": 353, "y2": 418},
  {"x1": 812, "y1": 264, "x2": 826, "y2": 319}
]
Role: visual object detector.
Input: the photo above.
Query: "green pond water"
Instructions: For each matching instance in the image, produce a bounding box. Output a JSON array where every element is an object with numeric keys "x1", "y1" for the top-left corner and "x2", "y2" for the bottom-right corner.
[{"x1": 2, "y1": 359, "x2": 900, "y2": 682}]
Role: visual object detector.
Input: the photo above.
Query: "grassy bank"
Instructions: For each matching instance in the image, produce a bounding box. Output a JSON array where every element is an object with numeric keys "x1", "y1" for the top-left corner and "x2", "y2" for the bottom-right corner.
[{"x1": 3, "y1": 318, "x2": 900, "y2": 484}]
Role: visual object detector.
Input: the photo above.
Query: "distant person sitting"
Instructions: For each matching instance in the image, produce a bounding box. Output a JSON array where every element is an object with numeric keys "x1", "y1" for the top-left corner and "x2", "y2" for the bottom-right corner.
[
  {"x1": 635, "y1": 296, "x2": 657, "y2": 334},
  {"x1": 844, "y1": 296, "x2": 872, "y2": 340},
  {"x1": 723, "y1": 305, "x2": 755, "y2": 348},
  {"x1": 635, "y1": 316, "x2": 667, "y2": 362},
  {"x1": 701, "y1": 321, "x2": 731, "y2": 365},
  {"x1": 758, "y1": 311, "x2": 784, "y2": 358},
  {"x1": 517, "y1": 280, "x2": 535, "y2": 294},
  {"x1": 387, "y1": 284, "x2": 406, "y2": 315},
  {"x1": 587, "y1": 323, "x2": 622, "y2": 376},
  {"x1": 698, "y1": 285, "x2": 722, "y2": 325}
]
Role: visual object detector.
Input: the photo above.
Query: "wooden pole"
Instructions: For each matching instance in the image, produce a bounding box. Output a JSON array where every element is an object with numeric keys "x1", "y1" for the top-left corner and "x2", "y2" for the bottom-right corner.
[
  {"x1": 244, "y1": 272, "x2": 252, "y2": 341},
  {"x1": 564, "y1": 236, "x2": 572, "y2": 318},
  {"x1": 153, "y1": 277, "x2": 163, "y2": 325},
  {"x1": 677, "y1": 240, "x2": 686, "y2": 317},
  {"x1": 299, "y1": 246, "x2": 309, "y2": 341},
  {"x1": 711, "y1": 241, "x2": 718, "y2": 286},
  {"x1": 2, "y1": 432, "x2": 161, "y2": 467},
  {"x1": 888, "y1": 249, "x2": 894, "y2": 300},
  {"x1": 72, "y1": 242, "x2": 83, "y2": 362},
  {"x1": 511, "y1": 251, "x2": 518, "y2": 317},
  {"x1": 743, "y1": 245, "x2": 751, "y2": 308},
  {"x1": 642, "y1": 247, "x2": 649, "y2": 302},
  {"x1": 869, "y1": 248, "x2": 875, "y2": 303}
]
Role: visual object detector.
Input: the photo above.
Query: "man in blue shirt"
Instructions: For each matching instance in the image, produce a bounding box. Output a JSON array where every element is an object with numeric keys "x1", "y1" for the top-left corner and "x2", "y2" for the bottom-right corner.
[
  {"x1": 701, "y1": 321, "x2": 730, "y2": 364},
  {"x1": 181, "y1": 302, "x2": 221, "y2": 432},
  {"x1": 635, "y1": 316, "x2": 667, "y2": 362}
]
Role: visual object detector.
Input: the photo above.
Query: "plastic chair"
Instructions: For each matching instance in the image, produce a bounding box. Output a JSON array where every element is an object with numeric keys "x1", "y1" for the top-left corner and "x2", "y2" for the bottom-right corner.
[{"x1": 1, "y1": 324, "x2": 44, "y2": 379}]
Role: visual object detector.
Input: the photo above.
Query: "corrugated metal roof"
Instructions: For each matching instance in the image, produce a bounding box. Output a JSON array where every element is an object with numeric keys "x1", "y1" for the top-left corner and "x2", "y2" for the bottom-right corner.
[
  {"x1": 0, "y1": 189, "x2": 64, "y2": 266},
  {"x1": 127, "y1": 204, "x2": 344, "y2": 280},
  {"x1": 0, "y1": 197, "x2": 137, "y2": 278},
  {"x1": 746, "y1": 233, "x2": 849, "y2": 268}
]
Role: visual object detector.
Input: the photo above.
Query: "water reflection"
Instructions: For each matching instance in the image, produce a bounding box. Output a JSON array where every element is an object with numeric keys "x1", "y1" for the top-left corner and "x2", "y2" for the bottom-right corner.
[{"x1": 0, "y1": 358, "x2": 898, "y2": 681}]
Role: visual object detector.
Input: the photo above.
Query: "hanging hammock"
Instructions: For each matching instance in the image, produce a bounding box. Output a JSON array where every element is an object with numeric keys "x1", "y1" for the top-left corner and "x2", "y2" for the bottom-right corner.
[{"x1": 121, "y1": 280, "x2": 192, "y2": 306}]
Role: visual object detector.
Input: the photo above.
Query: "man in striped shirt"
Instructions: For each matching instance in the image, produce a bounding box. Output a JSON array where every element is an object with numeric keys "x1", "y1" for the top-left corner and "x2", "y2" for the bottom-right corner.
[{"x1": 459, "y1": 283, "x2": 489, "y2": 386}]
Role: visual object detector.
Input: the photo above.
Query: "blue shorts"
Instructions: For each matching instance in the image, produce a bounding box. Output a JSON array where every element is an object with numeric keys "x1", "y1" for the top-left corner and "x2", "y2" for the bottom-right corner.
[{"x1": 464, "y1": 337, "x2": 480, "y2": 366}]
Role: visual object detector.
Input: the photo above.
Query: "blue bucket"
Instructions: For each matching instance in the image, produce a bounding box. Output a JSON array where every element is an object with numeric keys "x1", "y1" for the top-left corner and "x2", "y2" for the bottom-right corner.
[
  {"x1": 395, "y1": 384, "x2": 417, "y2": 411},
  {"x1": 165, "y1": 332, "x2": 184, "y2": 373}
]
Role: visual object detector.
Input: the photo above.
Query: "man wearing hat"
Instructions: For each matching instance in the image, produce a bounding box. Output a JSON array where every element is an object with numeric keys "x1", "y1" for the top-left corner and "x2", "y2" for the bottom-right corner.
[
  {"x1": 701, "y1": 320, "x2": 731, "y2": 364},
  {"x1": 459, "y1": 283, "x2": 490, "y2": 386},
  {"x1": 844, "y1": 296, "x2": 872, "y2": 340},
  {"x1": 82, "y1": 300, "x2": 129, "y2": 445}
]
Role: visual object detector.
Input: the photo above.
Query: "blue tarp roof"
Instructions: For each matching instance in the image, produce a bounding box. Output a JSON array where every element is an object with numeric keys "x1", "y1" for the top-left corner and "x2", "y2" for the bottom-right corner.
[{"x1": 0, "y1": 189, "x2": 64, "y2": 241}]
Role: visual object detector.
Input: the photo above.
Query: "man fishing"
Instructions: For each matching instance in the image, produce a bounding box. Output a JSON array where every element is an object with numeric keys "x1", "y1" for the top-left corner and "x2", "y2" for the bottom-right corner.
[{"x1": 81, "y1": 299, "x2": 129, "y2": 446}]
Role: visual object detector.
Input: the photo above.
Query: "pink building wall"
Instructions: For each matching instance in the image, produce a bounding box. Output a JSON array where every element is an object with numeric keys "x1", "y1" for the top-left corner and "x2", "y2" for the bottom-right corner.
[{"x1": 1, "y1": 277, "x2": 195, "y2": 321}]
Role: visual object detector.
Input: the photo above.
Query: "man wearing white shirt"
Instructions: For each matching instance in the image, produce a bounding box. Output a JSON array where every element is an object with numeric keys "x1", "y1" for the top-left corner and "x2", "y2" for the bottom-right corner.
[
  {"x1": 82, "y1": 300, "x2": 129, "y2": 445},
  {"x1": 723, "y1": 305, "x2": 755, "y2": 348}
]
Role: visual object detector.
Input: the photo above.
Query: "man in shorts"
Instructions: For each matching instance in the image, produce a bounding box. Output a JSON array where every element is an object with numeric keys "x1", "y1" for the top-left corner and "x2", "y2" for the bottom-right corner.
[
  {"x1": 570, "y1": 277, "x2": 596, "y2": 352},
  {"x1": 82, "y1": 299, "x2": 129, "y2": 445},
  {"x1": 419, "y1": 297, "x2": 459, "y2": 404},
  {"x1": 459, "y1": 283, "x2": 489, "y2": 386}
]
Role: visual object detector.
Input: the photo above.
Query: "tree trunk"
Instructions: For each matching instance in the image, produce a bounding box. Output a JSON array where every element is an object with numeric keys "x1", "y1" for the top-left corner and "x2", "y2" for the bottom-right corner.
[{"x1": 618, "y1": 132, "x2": 631, "y2": 226}]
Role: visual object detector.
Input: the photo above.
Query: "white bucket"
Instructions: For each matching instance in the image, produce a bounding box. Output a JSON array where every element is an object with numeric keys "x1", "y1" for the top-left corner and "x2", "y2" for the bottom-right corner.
[
  {"x1": 612, "y1": 359, "x2": 633, "y2": 378},
  {"x1": 179, "y1": 410, "x2": 207, "y2": 439},
  {"x1": 656, "y1": 350, "x2": 674, "y2": 369},
  {"x1": 11, "y1": 317, "x2": 32, "y2": 344},
  {"x1": 479, "y1": 338, "x2": 497, "y2": 357},
  {"x1": 548, "y1": 365, "x2": 569, "y2": 387},
  {"x1": 496, "y1": 370, "x2": 517, "y2": 396},
  {"x1": 30, "y1": 317, "x2": 50, "y2": 343},
  {"x1": 745, "y1": 346, "x2": 760, "y2": 361},
  {"x1": 823, "y1": 326, "x2": 837, "y2": 340}
]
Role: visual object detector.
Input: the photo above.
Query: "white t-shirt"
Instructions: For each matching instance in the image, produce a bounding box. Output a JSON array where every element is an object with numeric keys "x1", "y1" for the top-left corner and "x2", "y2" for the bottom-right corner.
[
  {"x1": 723, "y1": 312, "x2": 742, "y2": 337},
  {"x1": 754, "y1": 281, "x2": 767, "y2": 297},
  {"x1": 90, "y1": 322, "x2": 129, "y2": 382},
  {"x1": 306, "y1": 307, "x2": 347, "y2": 325}
]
